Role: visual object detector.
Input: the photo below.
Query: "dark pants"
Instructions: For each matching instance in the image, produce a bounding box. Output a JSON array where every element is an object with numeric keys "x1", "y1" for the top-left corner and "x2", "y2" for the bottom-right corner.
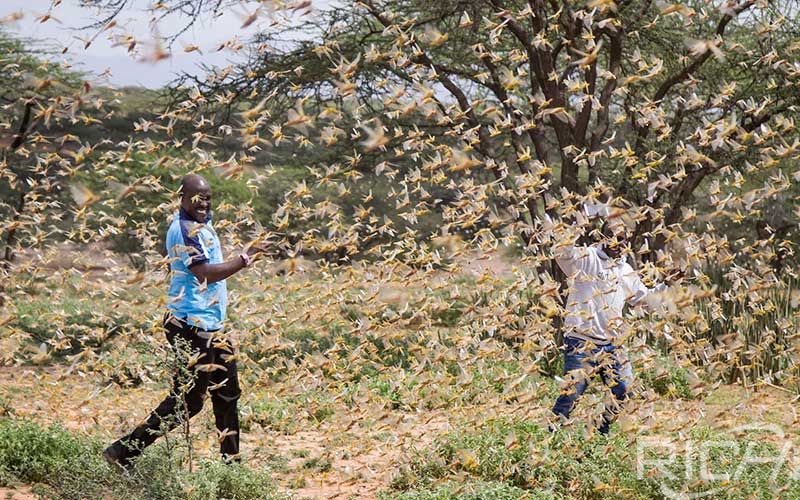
[
  {"x1": 110, "y1": 314, "x2": 241, "y2": 461},
  {"x1": 551, "y1": 336, "x2": 630, "y2": 434}
]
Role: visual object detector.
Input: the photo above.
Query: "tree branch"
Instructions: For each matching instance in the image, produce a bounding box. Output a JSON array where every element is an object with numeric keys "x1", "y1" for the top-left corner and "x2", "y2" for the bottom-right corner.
[{"x1": 652, "y1": 0, "x2": 757, "y2": 103}]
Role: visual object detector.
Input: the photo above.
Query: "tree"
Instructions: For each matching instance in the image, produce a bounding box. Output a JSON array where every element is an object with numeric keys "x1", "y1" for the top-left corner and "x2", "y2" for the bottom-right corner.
[{"x1": 0, "y1": 30, "x2": 92, "y2": 303}]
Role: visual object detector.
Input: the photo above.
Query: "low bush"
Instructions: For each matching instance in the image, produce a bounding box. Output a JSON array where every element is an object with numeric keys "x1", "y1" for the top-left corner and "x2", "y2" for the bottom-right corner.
[
  {"x1": 381, "y1": 480, "x2": 546, "y2": 500},
  {"x1": 9, "y1": 290, "x2": 153, "y2": 365},
  {"x1": 638, "y1": 356, "x2": 696, "y2": 400},
  {"x1": 0, "y1": 418, "x2": 93, "y2": 485},
  {"x1": 0, "y1": 417, "x2": 285, "y2": 499},
  {"x1": 130, "y1": 452, "x2": 286, "y2": 500},
  {"x1": 0, "y1": 418, "x2": 110, "y2": 499},
  {"x1": 387, "y1": 418, "x2": 800, "y2": 499},
  {"x1": 242, "y1": 397, "x2": 298, "y2": 434}
]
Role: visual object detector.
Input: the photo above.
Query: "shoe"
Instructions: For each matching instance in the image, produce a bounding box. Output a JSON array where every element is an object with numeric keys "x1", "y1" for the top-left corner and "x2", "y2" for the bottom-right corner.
[
  {"x1": 547, "y1": 410, "x2": 565, "y2": 434},
  {"x1": 103, "y1": 443, "x2": 133, "y2": 474}
]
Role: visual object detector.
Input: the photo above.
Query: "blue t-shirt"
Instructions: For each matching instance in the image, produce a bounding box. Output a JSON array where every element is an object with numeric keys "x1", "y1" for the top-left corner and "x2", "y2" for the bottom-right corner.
[{"x1": 165, "y1": 208, "x2": 227, "y2": 330}]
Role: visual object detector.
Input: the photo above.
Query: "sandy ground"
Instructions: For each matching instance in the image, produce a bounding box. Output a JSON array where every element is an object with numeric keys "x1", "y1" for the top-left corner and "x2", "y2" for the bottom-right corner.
[
  {"x1": 0, "y1": 487, "x2": 35, "y2": 500},
  {"x1": 0, "y1": 364, "x2": 798, "y2": 499}
]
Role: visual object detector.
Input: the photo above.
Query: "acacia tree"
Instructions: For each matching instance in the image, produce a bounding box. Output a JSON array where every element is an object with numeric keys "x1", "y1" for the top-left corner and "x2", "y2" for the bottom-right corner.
[{"x1": 0, "y1": 31, "x2": 94, "y2": 305}]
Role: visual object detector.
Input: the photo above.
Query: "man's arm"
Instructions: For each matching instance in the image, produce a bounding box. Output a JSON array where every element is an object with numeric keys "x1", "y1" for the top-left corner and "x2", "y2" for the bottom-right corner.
[
  {"x1": 545, "y1": 213, "x2": 595, "y2": 277},
  {"x1": 622, "y1": 265, "x2": 668, "y2": 307},
  {"x1": 189, "y1": 258, "x2": 246, "y2": 285},
  {"x1": 188, "y1": 245, "x2": 266, "y2": 285}
]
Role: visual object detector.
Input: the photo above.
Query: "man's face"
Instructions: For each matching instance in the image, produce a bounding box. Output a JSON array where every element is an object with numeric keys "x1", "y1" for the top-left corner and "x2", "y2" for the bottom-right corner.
[
  {"x1": 181, "y1": 184, "x2": 212, "y2": 223},
  {"x1": 603, "y1": 236, "x2": 625, "y2": 258},
  {"x1": 601, "y1": 221, "x2": 628, "y2": 258}
]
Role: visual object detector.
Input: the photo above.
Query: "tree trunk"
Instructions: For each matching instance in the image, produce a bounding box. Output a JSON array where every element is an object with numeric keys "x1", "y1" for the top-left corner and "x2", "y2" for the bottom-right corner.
[
  {"x1": 0, "y1": 102, "x2": 36, "y2": 306},
  {"x1": 0, "y1": 191, "x2": 26, "y2": 306}
]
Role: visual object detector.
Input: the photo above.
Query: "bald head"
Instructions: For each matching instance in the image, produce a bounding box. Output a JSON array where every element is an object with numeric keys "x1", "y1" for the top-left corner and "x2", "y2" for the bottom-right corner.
[
  {"x1": 180, "y1": 174, "x2": 210, "y2": 196},
  {"x1": 180, "y1": 174, "x2": 212, "y2": 222}
]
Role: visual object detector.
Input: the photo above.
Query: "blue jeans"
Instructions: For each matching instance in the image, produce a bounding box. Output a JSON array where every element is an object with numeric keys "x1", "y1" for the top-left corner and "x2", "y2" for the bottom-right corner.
[{"x1": 551, "y1": 336, "x2": 630, "y2": 434}]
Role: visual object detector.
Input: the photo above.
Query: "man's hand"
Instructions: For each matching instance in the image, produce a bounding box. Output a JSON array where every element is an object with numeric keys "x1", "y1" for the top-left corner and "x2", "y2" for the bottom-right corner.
[
  {"x1": 664, "y1": 268, "x2": 685, "y2": 286},
  {"x1": 244, "y1": 241, "x2": 273, "y2": 261}
]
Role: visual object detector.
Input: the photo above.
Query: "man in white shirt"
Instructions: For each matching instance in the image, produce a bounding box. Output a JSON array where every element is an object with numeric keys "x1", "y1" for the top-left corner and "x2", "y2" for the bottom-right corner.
[{"x1": 549, "y1": 204, "x2": 669, "y2": 434}]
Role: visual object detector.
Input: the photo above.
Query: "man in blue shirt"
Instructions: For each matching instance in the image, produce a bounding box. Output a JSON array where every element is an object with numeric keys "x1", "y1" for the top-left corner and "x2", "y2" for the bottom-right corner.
[{"x1": 103, "y1": 174, "x2": 264, "y2": 471}]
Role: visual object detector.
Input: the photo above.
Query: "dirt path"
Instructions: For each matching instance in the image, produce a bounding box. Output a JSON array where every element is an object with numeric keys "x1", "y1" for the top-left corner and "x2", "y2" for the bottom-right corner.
[{"x1": 0, "y1": 487, "x2": 35, "y2": 500}]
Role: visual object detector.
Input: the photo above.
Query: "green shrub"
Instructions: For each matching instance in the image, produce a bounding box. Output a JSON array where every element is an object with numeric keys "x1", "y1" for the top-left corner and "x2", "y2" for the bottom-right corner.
[
  {"x1": 389, "y1": 418, "x2": 800, "y2": 500},
  {"x1": 390, "y1": 418, "x2": 660, "y2": 498},
  {"x1": 0, "y1": 418, "x2": 112, "y2": 499},
  {"x1": 302, "y1": 456, "x2": 332, "y2": 472},
  {"x1": 243, "y1": 398, "x2": 297, "y2": 434},
  {"x1": 0, "y1": 418, "x2": 95, "y2": 485},
  {"x1": 381, "y1": 480, "x2": 547, "y2": 500},
  {"x1": 174, "y1": 459, "x2": 287, "y2": 500},
  {"x1": 0, "y1": 417, "x2": 285, "y2": 499},
  {"x1": 369, "y1": 376, "x2": 405, "y2": 409},
  {"x1": 244, "y1": 389, "x2": 336, "y2": 433},
  {"x1": 691, "y1": 272, "x2": 800, "y2": 385},
  {"x1": 9, "y1": 289, "x2": 153, "y2": 364},
  {"x1": 638, "y1": 358, "x2": 695, "y2": 400},
  {"x1": 203, "y1": 460, "x2": 287, "y2": 499},
  {"x1": 430, "y1": 300, "x2": 466, "y2": 327}
]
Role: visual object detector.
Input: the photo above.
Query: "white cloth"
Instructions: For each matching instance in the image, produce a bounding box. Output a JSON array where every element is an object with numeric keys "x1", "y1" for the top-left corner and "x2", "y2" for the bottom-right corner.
[
  {"x1": 554, "y1": 245, "x2": 665, "y2": 345},
  {"x1": 583, "y1": 201, "x2": 611, "y2": 218}
]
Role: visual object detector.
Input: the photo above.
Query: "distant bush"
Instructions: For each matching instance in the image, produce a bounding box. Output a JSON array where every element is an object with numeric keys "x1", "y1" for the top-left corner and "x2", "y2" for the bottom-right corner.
[
  {"x1": 7, "y1": 288, "x2": 155, "y2": 367},
  {"x1": 242, "y1": 387, "x2": 337, "y2": 434},
  {"x1": 12, "y1": 293, "x2": 135, "y2": 349},
  {"x1": 243, "y1": 397, "x2": 298, "y2": 434},
  {"x1": 691, "y1": 271, "x2": 800, "y2": 386},
  {"x1": 77, "y1": 149, "x2": 313, "y2": 261}
]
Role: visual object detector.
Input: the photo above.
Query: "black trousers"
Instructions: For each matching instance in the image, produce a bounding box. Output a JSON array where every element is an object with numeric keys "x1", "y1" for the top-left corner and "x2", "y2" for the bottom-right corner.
[{"x1": 112, "y1": 313, "x2": 241, "y2": 460}]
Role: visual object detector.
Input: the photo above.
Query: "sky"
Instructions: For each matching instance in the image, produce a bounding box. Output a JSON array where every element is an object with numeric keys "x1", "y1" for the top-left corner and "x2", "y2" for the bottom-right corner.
[{"x1": 2, "y1": 0, "x2": 327, "y2": 89}]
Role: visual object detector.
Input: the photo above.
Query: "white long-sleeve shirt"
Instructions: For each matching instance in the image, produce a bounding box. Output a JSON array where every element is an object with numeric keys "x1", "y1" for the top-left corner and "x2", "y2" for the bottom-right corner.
[{"x1": 554, "y1": 245, "x2": 665, "y2": 345}]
